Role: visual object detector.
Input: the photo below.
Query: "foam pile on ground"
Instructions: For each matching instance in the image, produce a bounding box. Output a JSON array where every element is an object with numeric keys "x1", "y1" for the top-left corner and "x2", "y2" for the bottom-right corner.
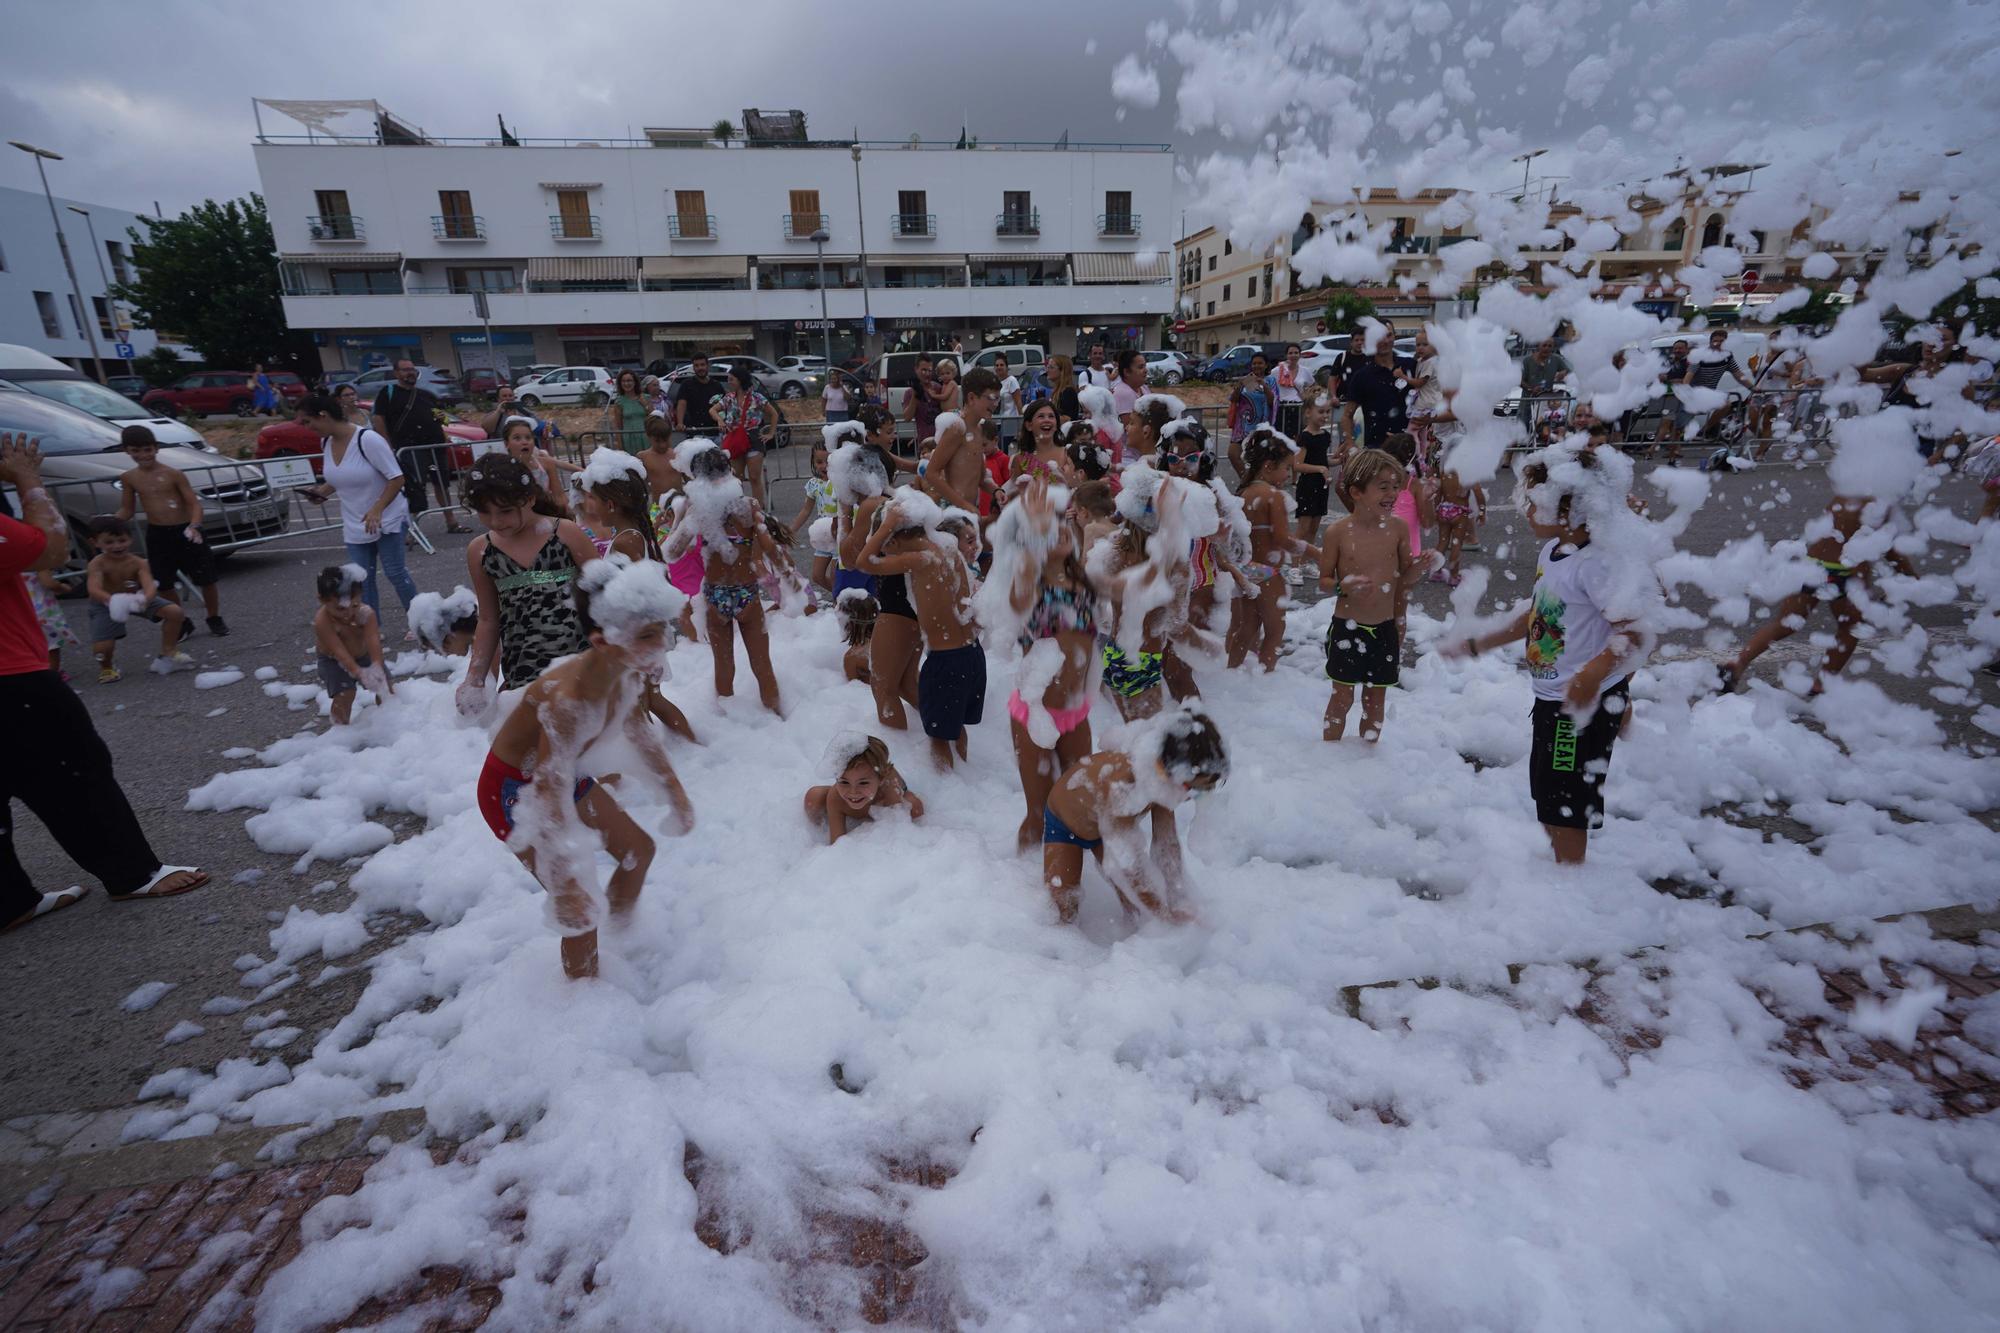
[{"x1": 127, "y1": 595, "x2": 2000, "y2": 1327}]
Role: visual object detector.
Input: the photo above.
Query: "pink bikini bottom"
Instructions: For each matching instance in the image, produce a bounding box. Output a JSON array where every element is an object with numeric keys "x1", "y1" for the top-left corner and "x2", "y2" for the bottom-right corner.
[{"x1": 1007, "y1": 689, "x2": 1092, "y2": 736}]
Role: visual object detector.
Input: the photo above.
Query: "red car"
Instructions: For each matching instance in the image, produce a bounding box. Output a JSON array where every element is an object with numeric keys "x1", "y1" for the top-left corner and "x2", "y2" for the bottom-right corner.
[
  {"x1": 254, "y1": 418, "x2": 486, "y2": 478},
  {"x1": 141, "y1": 371, "x2": 308, "y2": 417}
]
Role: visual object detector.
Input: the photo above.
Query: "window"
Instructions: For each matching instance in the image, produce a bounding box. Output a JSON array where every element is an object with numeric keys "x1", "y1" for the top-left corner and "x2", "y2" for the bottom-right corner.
[
  {"x1": 92, "y1": 296, "x2": 114, "y2": 339},
  {"x1": 1206, "y1": 301, "x2": 1215, "y2": 316},
  {"x1": 329, "y1": 268, "x2": 401, "y2": 295},
  {"x1": 673, "y1": 190, "x2": 710, "y2": 238},
  {"x1": 437, "y1": 190, "x2": 477, "y2": 239},
  {"x1": 106, "y1": 240, "x2": 129, "y2": 285},
  {"x1": 1207, "y1": 255, "x2": 1217, "y2": 272},
  {"x1": 1001, "y1": 190, "x2": 1034, "y2": 234},
  {"x1": 897, "y1": 190, "x2": 929, "y2": 235},
  {"x1": 312, "y1": 190, "x2": 356, "y2": 239},
  {"x1": 1662, "y1": 218, "x2": 1686, "y2": 252},
  {"x1": 1104, "y1": 191, "x2": 1134, "y2": 234},
  {"x1": 1222, "y1": 283, "x2": 1231, "y2": 302},
  {"x1": 1700, "y1": 214, "x2": 1723, "y2": 249},
  {"x1": 448, "y1": 267, "x2": 517, "y2": 294},
  {"x1": 1262, "y1": 264, "x2": 1274, "y2": 304},
  {"x1": 556, "y1": 189, "x2": 594, "y2": 239},
  {"x1": 789, "y1": 189, "x2": 823, "y2": 237},
  {"x1": 33, "y1": 291, "x2": 60, "y2": 338},
  {"x1": 1247, "y1": 277, "x2": 1257, "y2": 298}
]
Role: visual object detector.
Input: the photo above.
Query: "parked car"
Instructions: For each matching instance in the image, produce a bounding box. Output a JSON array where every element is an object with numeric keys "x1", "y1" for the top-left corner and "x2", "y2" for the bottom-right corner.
[
  {"x1": 1198, "y1": 343, "x2": 1293, "y2": 381},
  {"x1": 0, "y1": 344, "x2": 213, "y2": 451},
  {"x1": 515, "y1": 366, "x2": 615, "y2": 408},
  {"x1": 775, "y1": 355, "x2": 829, "y2": 374},
  {"x1": 0, "y1": 390, "x2": 287, "y2": 575},
  {"x1": 254, "y1": 416, "x2": 487, "y2": 479},
  {"x1": 1142, "y1": 350, "x2": 1191, "y2": 385},
  {"x1": 347, "y1": 365, "x2": 466, "y2": 407},
  {"x1": 966, "y1": 344, "x2": 1047, "y2": 377},
  {"x1": 460, "y1": 367, "x2": 505, "y2": 399},
  {"x1": 514, "y1": 364, "x2": 560, "y2": 386},
  {"x1": 140, "y1": 370, "x2": 308, "y2": 417},
  {"x1": 868, "y1": 350, "x2": 964, "y2": 414},
  {"x1": 667, "y1": 355, "x2": 821, "y2": 401},
  {"x1": 105, "y1": 374, "x2": 150, "y2": 398}
]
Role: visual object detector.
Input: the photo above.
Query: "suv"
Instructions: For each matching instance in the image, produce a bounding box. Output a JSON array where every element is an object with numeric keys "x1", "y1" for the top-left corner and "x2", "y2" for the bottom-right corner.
[
  {"x1": 349, "y1": 365, "x2": 466, "y2": 407},
  {"x1": 1198, "y1": 344, "x2": 1292, "y2": 381},
  {"x1": 0, "y1": 390, "x2": 287, "y2": 576},
  {"x1": 141, "y1": 370, "x2": 308, "y2": 417}
]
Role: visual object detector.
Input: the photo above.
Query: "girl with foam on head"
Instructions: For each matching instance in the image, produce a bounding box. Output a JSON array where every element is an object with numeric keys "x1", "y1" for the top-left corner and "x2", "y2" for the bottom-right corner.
[
  {"x1": 575, "y1": 447, "x2": 699, "y2": 743},
  {"x1": 834, "y1": 407, "x2": 925, "y2": 728},
  {"x1": 661, "y1": 439, "x2": 786, "y2": 714},
  {"x1": 801, "y1": 731, "x2": 924, "y2": 846},
  {"x1": 1088, "y1": 462, "x2": 1218, "y2": 722},
  {"x1": 475, "y1": 554, "x2": 694, "y2": 980}
]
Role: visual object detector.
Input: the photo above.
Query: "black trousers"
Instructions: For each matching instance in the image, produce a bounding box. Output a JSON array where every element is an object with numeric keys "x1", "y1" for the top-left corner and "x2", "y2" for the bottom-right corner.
[{"x1": 0, "y1": 669, "x2": 163, "y2": 919}]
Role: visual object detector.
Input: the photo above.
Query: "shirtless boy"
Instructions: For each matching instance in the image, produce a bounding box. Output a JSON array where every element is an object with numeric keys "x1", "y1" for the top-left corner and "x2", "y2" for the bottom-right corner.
[
  {"x1": 312, "y1": 564, "x2": 393, "y2": 724},
  {"x1": 116, "y1": 425, "x2": 227, "y2": 636},
  {"x1": 84, "y1": 515, "x2": 189, "y2": 682},
  {"x1": 858, "y1": 491, "x2": 985, "y2": 769},
  {"x1": 1318, "y1": 448, "x2": 1425, "y2": 741},
  {"x1": 921, "y1": 367, "x2": 1002, "y2": 518}
]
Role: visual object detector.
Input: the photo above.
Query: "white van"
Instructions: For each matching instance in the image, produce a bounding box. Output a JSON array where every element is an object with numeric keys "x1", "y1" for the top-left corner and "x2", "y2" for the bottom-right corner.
[
  {"x1": 0, "y1": 344, "x2": 213, "y2": 451},
  {"x1": 965, "y1": 344, "x2": 1045, "y2": 376}
]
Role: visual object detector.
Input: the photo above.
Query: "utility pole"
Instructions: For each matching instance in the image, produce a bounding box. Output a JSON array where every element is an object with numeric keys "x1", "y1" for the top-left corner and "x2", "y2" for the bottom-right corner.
[
  {"x1": 851, "y1": 145, "x2": 873, "y2": 357},
  {"x1": 1511, "y1": 148, "x2": 1548, "y2": 202},
  {"x1": 811, "y1": 229, "x2": 833, "y2": 373},
  {"x1": 11, "y1": 141, "x2": 105, "y2": 381},
  {"x1": 68, "y1": 205, "x2": 132, "y2": 376}
]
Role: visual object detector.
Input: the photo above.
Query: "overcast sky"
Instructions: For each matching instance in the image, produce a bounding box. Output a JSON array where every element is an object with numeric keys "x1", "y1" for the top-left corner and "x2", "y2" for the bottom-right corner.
[{"x1": 5, "y1": 0, "x2": 1994, "y2": 244}]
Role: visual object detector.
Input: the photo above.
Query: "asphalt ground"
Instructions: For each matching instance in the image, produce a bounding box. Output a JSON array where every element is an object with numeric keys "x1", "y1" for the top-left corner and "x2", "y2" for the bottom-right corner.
[{"x1": 2, "y1": 452, "x2": 1994, "y2": 1123}]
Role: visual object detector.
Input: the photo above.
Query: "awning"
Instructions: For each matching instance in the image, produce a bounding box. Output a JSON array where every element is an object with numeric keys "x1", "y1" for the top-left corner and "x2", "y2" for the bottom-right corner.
[
  {"x1": 538, "y1": 181, "x2": 603, "y2": 190},
  {"x1": 639, "y1": 255, "x2": 747, "y2": 280},
  {"x1": 653, "y1": 325, "x2": 754, "y2": 340},
  {"x1": 280, "y1": 251, "x2": 402, "y2": 265},
  {"x1": 875, "y1": 254, "x2": 966, "y2": 268},
  {"x1": 1072, "y1": 252, "x2": 1170, "y2": 283},
  {"x1": 971, "y1": 253, "x2": 1066, "y2": 264},
  {"x1": 527, "y1": 256, "x2": 636, "y2": 282}
]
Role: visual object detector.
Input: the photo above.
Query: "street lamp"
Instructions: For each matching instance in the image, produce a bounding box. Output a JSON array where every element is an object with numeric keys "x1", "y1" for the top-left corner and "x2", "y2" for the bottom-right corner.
[
  {"x1": 68, "y1": 205, "x2": 132, "y2": 377},
  {"x1": 851, "y1": 145, "x2": 873, "y2": 352},
  {"x1": 810, "y1": 226, "x2": 834, "y2": 378},
  {"x1": 10, "y1": 141, "x2": 105, "y2": 382}
]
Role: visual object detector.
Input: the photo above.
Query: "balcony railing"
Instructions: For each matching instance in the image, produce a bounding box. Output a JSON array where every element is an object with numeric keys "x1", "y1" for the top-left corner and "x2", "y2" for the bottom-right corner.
[
  {"x1": 890, "y1": 212, "x2": 937, "y2": 238},
  {"x1": 549, "y1": 214, "x2": 603, "y2": 240},
  {"x1": 668, "y1": 213, "x2": 716, "y2": 240},
  {"x1": 996, "y1": 210, "x2": 1041, "y2": 236},
  {"x1": 432, "y1": 214, "x2": 485, "y2": 240},
  {"x1": 782, "y1": 212, "x2": 831, "y2": 241},
  {"x1": 641, "y1": 276, "x2": 750, "y2": 292},
  {"x1": 306, "y1": 214, "x2": 364, "y2": 242},
  {"x1": 1097, "y1": 213, "x2": 1140, "y2": 237},
  {"x1": 405, "y1": 284, "x2": 525, "y2": 295}
]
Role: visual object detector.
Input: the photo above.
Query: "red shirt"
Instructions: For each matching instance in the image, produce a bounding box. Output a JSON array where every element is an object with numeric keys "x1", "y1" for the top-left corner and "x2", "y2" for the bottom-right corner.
[
  {"x1": 0, "y1": 513, "x2": 52, "y2": 676},
  {"x1": 981, "y1": 449, "x2": 1010, "y2": 518}
]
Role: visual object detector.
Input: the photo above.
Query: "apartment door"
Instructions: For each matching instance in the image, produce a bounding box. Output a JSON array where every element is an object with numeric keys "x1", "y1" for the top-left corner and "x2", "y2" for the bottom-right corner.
[
  {"x1": 438, "y1": 190, "x2": 475, "y2": 238},
  {"x1": 789, "y1": 189, "x2": 822, "y2": 237},
  {"x1": 673, "y1": 190, "x2": 710, "y2": 238},
  {"x1": 313, "y1": 190, "x2": 354, "y2": 238},
  {"x1": 557, "y1": 190, "x2": 594, "y2": 238}
]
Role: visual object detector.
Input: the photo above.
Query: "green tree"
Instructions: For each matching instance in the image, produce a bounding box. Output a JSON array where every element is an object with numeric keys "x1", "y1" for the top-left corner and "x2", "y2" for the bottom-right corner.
[
  {"x1": 712, "y1": 119, "x2": 736, "y2": 141},
  {"x1": 1931, "y1": 273, "x2": 2000, "y2": 337},
  {"x1": 1323, "y1": 287, "x2": 1376, "y2": 331},
  {"x1": 1770, "y1": 287, "x2": 1844, "y2": 328},
  {"x1": 134, "y1": 346, "x2": 187, "y2": 389},
  {"x1": 111, "y1": 194, "x2": 314, "y2": 372}
]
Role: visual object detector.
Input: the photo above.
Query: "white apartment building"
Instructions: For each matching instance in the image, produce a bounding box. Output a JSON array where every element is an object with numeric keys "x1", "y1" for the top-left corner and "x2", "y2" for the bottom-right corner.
[
  {"x1": 251, "y1": 102, "x2": 1176, "y2": 379},
  {"x1": 0, "y1": 185, "x2": 174, "y2": 373}
]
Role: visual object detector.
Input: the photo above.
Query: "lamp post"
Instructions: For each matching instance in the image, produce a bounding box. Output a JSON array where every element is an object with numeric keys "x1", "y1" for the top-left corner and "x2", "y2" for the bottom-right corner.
[
  {"x1": 11, "y1": 141, "x2": 105, "y2": 382},
  {"x1": 68, "y1": 205, "x2": 132, "y2": 377},
  {"x1": 810, "y1": 227, "x2": 834, "y2": 376},
  {"x1": 851, "y1": 145, "x2": 873, "y2": 355}
]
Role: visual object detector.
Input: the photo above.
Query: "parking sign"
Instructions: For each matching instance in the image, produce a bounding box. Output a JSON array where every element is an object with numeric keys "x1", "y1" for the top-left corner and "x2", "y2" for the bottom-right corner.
[{"x1": 114, "y1": 342, "x2": 136, "y2": 359}]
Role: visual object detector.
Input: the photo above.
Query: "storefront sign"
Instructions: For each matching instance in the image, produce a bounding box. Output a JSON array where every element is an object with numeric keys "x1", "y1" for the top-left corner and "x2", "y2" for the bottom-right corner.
[
  {"x1": 451, "y1": 331, "x2": 535, "y2": 347},
  {"x1": 335, "y1": 332, "x2": 422, "y2": 349},
  {"x1": 555, "y1": 325, "x2": 638, "y2": 338}
]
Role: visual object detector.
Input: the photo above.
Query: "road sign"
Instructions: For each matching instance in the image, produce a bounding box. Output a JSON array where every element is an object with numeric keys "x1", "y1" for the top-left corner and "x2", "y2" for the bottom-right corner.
[
  {"x1": 114, "y1": 342, "x2": 136, "y2": 359},
  {"x1": 865, "y1": 315, "x2": 876, "y2": 336},
  {"x1": 1173, "y1": 320, "x2": 1188, "y2": 334},
  {"x1": 1741, "y1": 270, "x2": 1761, "y2": 293}
]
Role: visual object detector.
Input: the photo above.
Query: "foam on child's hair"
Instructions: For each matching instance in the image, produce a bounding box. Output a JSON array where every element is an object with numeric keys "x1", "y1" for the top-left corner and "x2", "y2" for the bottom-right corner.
[
  {"x1": 580, "y1": 447, "x2": 648, "y2": 490},
  {"x1": 408, "y1": 586, "x2": 479, "y2": 650},
  {"x1": 818, "y1": 729, "x2": 881, "y2": 782},
  {"x1": 578, "y1": 554, "x2": 688, "y2": 649},
  {"x1": 1133, "y1": 392, "x2": 1187, "y2": 419},
  {"x1": 827, "y1": 442, "x2": 887, "y2": 508},
  {"x1": 822, "y1": 420, "x2": 867, "y2": 452},
  {"x1": 1076, "y1": 385, "x2": 1124, "y2": 441}
]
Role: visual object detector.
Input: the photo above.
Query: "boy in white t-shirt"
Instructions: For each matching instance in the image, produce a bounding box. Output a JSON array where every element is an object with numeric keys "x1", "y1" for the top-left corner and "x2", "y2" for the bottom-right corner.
[{"x1": 1444, "y1": 444, "x2": 1654, "y2": 864}]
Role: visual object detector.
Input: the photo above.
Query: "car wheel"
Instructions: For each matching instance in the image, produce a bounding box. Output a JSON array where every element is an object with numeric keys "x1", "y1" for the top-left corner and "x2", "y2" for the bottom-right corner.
[
  {"x1": 229, "y1": 397, "x2": 253, "y2": 415},
  {"x1": 780, "y1": 380, "x2": 806, "y2": 400},
  {"x1": 1163, "y1": 370, "x2": 1182, "y2": 385},
  {"x1": 519, "y1": 394, "x2": 542, "y2": 410}
]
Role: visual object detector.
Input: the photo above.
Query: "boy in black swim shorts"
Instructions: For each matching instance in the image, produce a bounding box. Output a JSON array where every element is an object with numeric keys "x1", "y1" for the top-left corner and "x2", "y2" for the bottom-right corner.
[{"x1": 116, "y1": 425, "x2": 228, "y2": 636}]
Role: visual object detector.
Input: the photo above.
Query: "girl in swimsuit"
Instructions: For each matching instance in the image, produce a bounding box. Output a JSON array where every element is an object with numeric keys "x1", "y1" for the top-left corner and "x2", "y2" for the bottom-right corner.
[
  {"x1": 575, "y1": 449, "x2": 700, "y2": 743},
  {"x1": 500, "y1": 416, "x2": 577, "y2": 519},
  {"x1": 981, "y1": 475, "x2": 1101, "y2": 851},
  {"x1": 662, "y1": 441, "x2": 785, "y2": 714},
  {"x1": 1009, "y1": 397, "x2": 1079, "y2": 489},
  {"x1": 457, "y1": 456, "x2": 599, "y2": 717},
  {"x1": 837, "y1": 409, "x2": 923, "y2": 730},
  {"x1": 1227, "y1": 429, "x2": 1311, "y2": 672}
]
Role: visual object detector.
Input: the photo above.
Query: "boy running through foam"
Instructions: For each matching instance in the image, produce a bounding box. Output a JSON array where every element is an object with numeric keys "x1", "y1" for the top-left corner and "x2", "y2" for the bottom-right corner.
[
  {"x1": 115, "y1": 425, "x2": 228, "y2": 637},
  {"x1": 1318, "y1": 448, "x2": 1426, "y2": 741}
]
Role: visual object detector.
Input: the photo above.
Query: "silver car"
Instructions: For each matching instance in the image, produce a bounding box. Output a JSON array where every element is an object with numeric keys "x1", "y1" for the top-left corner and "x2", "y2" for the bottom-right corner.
[{"x1": 0, "y1": 389, "x2": 288, "y2": 578}]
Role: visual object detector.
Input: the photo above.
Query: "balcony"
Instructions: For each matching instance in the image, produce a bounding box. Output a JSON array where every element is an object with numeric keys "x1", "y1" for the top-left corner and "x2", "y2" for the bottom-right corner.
[
  {"x1": 889, "y1": 212, "x2": 936, "y2": 239},
  {"x1": 1097, "y1": 213, "x2": 1140, "y2": 237},
  {"x1": 668, "y1": 213, "x2": 717, "y2": 240},
  {"x1": 431, "y1": 214, "x2": 485, "y2": 241},
  {"x1": 306, "y1": 214, "x2": 364, "y2": 242},
  {"x1": 550, "y1": 214, "x2": 603, "y2": 241},
  {"x1": 996, "y1": 210, "x2": 1041, "y2": 237},
  {"x1": 782, "y1": 212, "x2": 831, "y2": 241}
]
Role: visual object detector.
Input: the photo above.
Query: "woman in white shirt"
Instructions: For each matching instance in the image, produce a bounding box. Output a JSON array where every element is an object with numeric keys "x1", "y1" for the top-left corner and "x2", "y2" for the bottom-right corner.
[
  {"x1": 822, "y1": 373, "x2": 851, "y2": 423},
  {"x1": 300, "y1": 391, "x2": 418, "y2": 617}
]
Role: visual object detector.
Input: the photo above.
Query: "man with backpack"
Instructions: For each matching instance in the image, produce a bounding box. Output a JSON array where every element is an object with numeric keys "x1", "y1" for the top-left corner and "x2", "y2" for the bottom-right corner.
[{"x1": 372, "y1": 360, "x2": 467, "y2": 533}]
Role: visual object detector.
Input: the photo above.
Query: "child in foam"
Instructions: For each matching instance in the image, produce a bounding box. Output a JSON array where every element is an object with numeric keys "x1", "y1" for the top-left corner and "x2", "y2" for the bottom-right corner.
[
  {"x1": 577, "y1": 449, "x2": 700, "y2": 743},
  {"x1": 835, "y1": 422, "x2": 924, "y2": 729},
  {"x1": 115, "y1": 425, "x2": 228, "y2": 638},
  {"x1": 408, "y1": 586, "x2": 479, "y2": 658},
  {"x1": 836, "y1": 590, "x2": 876, "y2": 684},
  {"x1": 662, "y1": 441, "x2": 786, "y2": 715},
  {"x1": 84, "y1": 515, "x2": 190, "y2": 683},
  {"x1": 1444, "y1": 443, "x2": 1658, "y2": 866},
  {"x1": 977, "y1": 474, "x2": 1102, "y2": 852},
  {"x1": 312, "y1": 564, "x2": 393, "y2": 725},
  {"x1": 1089, "y1": 465, "x2": 1216, "y2": 722},
  {"x1": 458, "y1": 456, "x2": 599, "y2": 716},
  {"x1": 477, "y1": 556, "x2": 694, "y2": 980},
  {"x1": 498, "y1": 415, "x2": 577, "y2": 520},
  {"x1": 1042, "y1": 705, "x2": 1229, "y2": 926},
  {"x1": 786, "y1": 440, "x2": 841, "y2": 592},
  {"x1": 1317, "y1": 449, "x2": 1425, "y2": 743},
  {"x1": 1225, "y1": 428, "x2": 1312, "y2": 672},
  {"x1": 857, "y1": 487, "x2": 986, "y2": 770},
  {"x1": 802, "y1": 733, "x2": 925, "y2": 845}
]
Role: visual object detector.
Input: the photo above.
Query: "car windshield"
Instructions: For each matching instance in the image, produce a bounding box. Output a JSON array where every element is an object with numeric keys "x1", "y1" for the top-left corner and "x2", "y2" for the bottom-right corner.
[
  {"x1": 5, "y1": 376, "x2": 152, "y2": 421},
  {"x1": 0, "y1": 389, "x2": 128, "y2": 455}
]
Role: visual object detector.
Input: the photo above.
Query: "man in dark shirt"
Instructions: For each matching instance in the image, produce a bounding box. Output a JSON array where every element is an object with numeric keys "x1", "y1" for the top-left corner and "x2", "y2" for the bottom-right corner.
[
  {"x1": 1654, "y1": 338, "x2": 1692, "y2": 458},
  {"x1": 1338, "y1": 340, "x2": 1410, "y2": 448},
  {"x1": 371, "y1": 359, "x2": 465, "y2": 532},
  {"x1": 673, "y1": 352, "x2": 726, "y2": 440}
]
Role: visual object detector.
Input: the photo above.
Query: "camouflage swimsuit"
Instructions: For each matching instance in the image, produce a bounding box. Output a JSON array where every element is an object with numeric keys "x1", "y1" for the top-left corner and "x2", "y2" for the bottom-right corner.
[{"x1": 481, "y1": 525, "x2": 588, "y2": 689}]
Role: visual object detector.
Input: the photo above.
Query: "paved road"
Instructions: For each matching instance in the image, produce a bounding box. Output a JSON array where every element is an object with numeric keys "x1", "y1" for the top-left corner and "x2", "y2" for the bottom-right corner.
[{"x1": 1, "y1": 457, "x2": 1993, "y2": 1123}]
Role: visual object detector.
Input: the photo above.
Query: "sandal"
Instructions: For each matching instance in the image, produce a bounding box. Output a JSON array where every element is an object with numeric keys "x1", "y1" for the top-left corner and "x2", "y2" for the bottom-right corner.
[
  {"x1": 2, "y1": 885, "x2": 87, "y2": 934},
  {"x1": 111, "y1": 865, "x2": 209, "y2": 901}
]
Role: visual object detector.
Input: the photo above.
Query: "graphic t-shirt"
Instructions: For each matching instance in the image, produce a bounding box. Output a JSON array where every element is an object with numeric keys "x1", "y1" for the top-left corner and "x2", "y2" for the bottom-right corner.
[{"x1": 1526, "y1": 539, "x2": 1627, "y2": 701}]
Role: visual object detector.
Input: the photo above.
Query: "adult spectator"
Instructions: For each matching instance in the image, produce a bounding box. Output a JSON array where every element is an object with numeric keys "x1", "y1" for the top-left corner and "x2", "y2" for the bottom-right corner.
[
  {"x1": 1228, "y1": 352, "x2": 1276, "y2": 476},
  {"x1": 1273, "y1": 343, "x2": 1306, "y2": 438},
  {"x1": 1653, "y1": 338, "x2": 1692, "y2": 459},
  {"x1": 481, "y1": 382, "x2": 543, "y2": 442},
  {"x1": 673, "y1": 353, "x2": 726, "y2": 440},
  {"x1": 1340, "y1": 337, "x2": 1411, "y2": 449},
  {"x1": 902, "y1": 353, "x2": 942, "y2": 442},
  {"x1": 1047, "y1": 354, "x2": 1080, "y2": 423},
  {"x1": 604, "y1": 369, "x2": 648, "y2": 452},
  {"x1": 1111, "y1": 349, "x2": 1147, "y2": 419},
  {"x1": 1080, "y1": 344, "x2": 1112, "y2": 389},
  {"x1": 335, "y1": 383, "x2": 370, "y2": 427},
  {"x1": 1, "y1": 435, "x2": 207, "y2": 932},
  {"x1": 823, "y1": 369, "x2": 852, "y2": 423},
  {"x1": 713, "y1": 364, "x2": 778, "y2": 507},
  {"x1": 372, "y1": 359, "x2": 467, "y2": 533},
  {"x1": 1519, "y1": 338, "x2": 1572, "y2": 443},
  {"x1": 994, "y1": 354, "x2": 1021, "y2": 417},
  {"x1": 302, "y1": 392, "x2": 420, "y2": 620},
  {"x1": 1681, "y1": 329, "x2": 1754, "y2": 443},
  {"x1": 251, "y1": 364, "x2": 281, "y2": 417}
]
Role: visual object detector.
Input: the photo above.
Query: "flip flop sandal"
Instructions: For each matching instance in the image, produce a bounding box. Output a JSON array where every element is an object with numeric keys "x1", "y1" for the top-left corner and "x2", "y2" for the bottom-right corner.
[
  {"x1": 113, "y1": 865, "x2": 209, "y2": 901},
  {"x1": 3, "y1": 885, "x2": 88, "y2": 934}
]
